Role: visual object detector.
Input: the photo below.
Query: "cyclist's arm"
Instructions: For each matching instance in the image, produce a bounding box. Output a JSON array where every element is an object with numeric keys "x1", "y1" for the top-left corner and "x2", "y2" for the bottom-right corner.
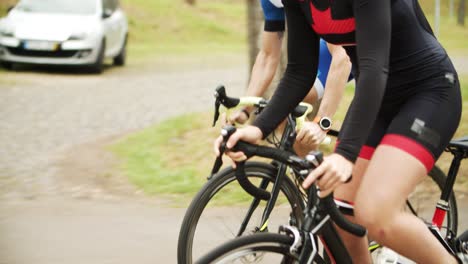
[
  {"x1": 225, "y1": 31, "x2": 282, "y2": 124},
  {"x1": 246, "y1": 31, "x2": 283, "y2": 98},
  {"x1": 296, "y1": 43, "x2": 351, "y2": 152},
  {"x1": 253, "y1": 0, "x2": 320, "y2": 138},
  {"x1": 335, "y1": 0, "x2": 391, "y2": 162},
  {"x1": 315, "y1": 43, "x2": 351, "y2": 119},
  {"x1": 243, "y1": 0, "x2": 285, "y2": 113},
  {"x1": 225, "y1": 0, "x2": 285, "y2": 125}
]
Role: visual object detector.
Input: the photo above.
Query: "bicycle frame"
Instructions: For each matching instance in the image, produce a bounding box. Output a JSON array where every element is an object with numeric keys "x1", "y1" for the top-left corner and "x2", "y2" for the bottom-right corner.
[{"x1": 294, "y1": 184, "x2": 355, "y2": 264}]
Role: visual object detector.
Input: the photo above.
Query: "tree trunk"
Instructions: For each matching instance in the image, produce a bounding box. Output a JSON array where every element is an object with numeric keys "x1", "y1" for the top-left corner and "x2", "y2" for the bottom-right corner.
[{"x1": 458, "y1": 0, "x2": 466, "y2": 26}]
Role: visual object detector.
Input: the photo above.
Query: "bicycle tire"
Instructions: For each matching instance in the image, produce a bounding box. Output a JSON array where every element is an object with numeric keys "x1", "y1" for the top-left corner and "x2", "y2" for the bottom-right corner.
[
  {"x1": 195, "y1": 233, "x2": 303, "y2": 264},
  {"x1": 178, "y1": 162, "x2": 304, "y2": 264}
]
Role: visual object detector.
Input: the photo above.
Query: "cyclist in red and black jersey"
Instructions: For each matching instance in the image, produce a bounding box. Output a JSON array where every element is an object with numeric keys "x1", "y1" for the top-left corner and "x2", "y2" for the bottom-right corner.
[{"x1": 215, "y1": 0, "x2": 462, "y2": 263}]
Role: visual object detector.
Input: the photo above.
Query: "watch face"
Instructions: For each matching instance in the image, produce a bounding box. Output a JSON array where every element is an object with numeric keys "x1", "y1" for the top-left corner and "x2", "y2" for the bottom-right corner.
[{"x1": 320, "y1": 118, "x2": 332, "y2": 130}]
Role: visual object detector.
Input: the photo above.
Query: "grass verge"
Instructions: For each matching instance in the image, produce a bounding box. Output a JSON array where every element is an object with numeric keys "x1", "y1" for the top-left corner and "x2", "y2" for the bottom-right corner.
[
  {"x1": 111, "y1": 112, "x2": 219, "y2": 200},
  {"x1": 120, "y1": 0, "x2": 247, "y2": 60}
]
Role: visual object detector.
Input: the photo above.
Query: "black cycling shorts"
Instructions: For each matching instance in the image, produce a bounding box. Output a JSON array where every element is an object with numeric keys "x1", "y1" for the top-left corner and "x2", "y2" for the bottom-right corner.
[{"x1": 348, "y1": 68, "x2": 461, "y2": 172}]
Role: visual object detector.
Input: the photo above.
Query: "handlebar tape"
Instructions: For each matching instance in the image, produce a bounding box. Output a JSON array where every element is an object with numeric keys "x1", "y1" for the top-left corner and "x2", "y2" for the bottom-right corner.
[
  {"x1": 235, "y1": 161, "x2": 271, "y2": 201},
  {"x1": 231, "y1": 141, "x2": 297, "y2": 201},
  {"x1": 233, "y1": 141, "x2": 295, "y2": 165}
]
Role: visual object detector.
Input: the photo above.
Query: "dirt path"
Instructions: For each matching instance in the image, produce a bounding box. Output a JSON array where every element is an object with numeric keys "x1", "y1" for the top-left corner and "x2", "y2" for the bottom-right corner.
[{"x1": 0, "y1": 55, "x2": 467, "y2": 264}]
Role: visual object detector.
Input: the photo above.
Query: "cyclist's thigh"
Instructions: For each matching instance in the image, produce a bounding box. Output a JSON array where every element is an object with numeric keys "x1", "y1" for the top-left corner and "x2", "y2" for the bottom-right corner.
[{"x1": 334, "y1": 116, "x2": 389, "y2": 202}]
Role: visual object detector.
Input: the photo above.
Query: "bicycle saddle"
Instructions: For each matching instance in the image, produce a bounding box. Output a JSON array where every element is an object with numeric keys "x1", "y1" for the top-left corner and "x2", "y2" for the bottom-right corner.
[{"x1": 448, "y1": 136, "x2": 468, "y2": 150}]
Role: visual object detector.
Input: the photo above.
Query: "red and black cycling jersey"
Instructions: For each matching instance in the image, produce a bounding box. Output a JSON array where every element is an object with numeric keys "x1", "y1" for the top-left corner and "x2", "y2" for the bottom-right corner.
[{"x1": 253, "y1": 0, "x2": 455, "y2": 163}]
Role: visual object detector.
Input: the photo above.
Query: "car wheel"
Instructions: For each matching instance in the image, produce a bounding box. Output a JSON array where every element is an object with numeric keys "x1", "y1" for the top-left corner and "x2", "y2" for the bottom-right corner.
[
  {"x1": 88, "y1": 39, "x2": 106, "y2": 74},
  {"x1": 1, "y1": 61, "x2": 13, "y2": 70},
  {"x1": 113, "y1": 34, "x2": 127, "y2": 66}
]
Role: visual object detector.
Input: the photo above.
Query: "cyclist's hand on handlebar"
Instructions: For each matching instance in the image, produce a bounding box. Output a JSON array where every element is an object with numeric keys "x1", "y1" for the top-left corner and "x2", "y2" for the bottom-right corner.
[
  {"x1": 296, "y1": 121, "x2": 327, "y2": 149},
  {"x1": 213, "y1": 126, "x2": 263, "y2": 164},
  {"x1": 225, "y1": 110, "x2": 250, "y2": 125},
  {"x1": 302, "y1": 153, "x2": 353, "y2": 197}
]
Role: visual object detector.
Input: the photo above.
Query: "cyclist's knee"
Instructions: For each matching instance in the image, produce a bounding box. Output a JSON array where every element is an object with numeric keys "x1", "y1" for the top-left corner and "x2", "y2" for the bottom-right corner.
[{"x1": 354, "y1": 197, "x2": 397, "y2": 241}]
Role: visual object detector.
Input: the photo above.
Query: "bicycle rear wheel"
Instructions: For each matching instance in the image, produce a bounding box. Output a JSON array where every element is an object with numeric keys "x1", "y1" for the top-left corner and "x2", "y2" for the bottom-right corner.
[
  {"x1": 178, "y1": 162, "x2": 304, "y2": 264},
  {"x1": 407, "y1": 165, "x2": 458, "y2": 236}
]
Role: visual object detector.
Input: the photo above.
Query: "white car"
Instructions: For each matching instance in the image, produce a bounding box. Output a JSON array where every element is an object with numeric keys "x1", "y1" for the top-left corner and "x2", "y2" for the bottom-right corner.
[{"x1": 0, "y1": 0, "x2": 128, "y2": 73}]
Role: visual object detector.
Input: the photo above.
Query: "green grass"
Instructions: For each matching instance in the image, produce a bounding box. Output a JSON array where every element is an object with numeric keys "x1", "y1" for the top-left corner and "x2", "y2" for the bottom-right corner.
[
  {"x1": 120, "y1": 0, "x2": 247, "y2": 59},
  {"x1": 111, "y1": 112, "x2": 219, "y2": 199},
  {"x1": 110, "y1": 111, "x2": 283, "y2": 204}
]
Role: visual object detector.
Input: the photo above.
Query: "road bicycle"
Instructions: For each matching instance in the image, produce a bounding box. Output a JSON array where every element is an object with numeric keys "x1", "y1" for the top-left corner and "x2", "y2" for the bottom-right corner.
[
  {"x1": 177, "y1": 86, "x2": 458, "y2": 263},
  {"x1": 196, "y1": 127, "x2": 468, "y2": 264}
]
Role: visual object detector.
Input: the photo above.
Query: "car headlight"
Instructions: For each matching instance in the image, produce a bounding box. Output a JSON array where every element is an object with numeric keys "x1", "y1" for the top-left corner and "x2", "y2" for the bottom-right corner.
[{"x1": 68, "y1": 32, "x2": 88, "y2": 41}]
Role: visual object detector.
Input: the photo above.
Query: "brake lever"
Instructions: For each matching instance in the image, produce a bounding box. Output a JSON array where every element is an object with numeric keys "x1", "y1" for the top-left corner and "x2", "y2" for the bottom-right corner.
[
  {"x1": 213, "y1": 100, "x2": 220, "y2": 127},
  {"x1": 208, "y1": 126, "x2": 237, "y2": 179}
]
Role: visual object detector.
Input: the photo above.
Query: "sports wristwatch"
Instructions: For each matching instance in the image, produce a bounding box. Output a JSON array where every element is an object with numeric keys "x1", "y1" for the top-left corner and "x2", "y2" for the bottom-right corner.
[{"x1": 314, "y1": 116, "x2": 332, "y2": 131}]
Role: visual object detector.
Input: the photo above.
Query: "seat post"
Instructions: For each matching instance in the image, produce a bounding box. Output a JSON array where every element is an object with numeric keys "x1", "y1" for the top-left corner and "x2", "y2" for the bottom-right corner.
[
  {"x1": 433, "y1": 146, "x2": 466, "y2": 229},
  {"x1": 440, "y1": 150, "x2": 464, "y2": 202}
]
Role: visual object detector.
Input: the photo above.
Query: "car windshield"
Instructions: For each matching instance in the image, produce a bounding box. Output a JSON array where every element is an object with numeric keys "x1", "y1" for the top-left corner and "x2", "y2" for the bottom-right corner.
[{"x1": 15, "y1": 0, "x2": 97, "y2": 15}]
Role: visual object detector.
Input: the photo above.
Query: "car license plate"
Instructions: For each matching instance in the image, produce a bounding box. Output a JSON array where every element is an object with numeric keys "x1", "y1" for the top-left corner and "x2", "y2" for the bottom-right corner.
[{"x1": 24, "y1": 40, "x2": 59, "y2": 51}]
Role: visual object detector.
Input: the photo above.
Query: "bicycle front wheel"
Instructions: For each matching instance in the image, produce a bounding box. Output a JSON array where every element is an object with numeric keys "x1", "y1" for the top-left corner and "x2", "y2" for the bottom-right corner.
[
  {"x1": 178, "y1": 162, "x2": 304, "y2": 264},
  {"x1": 196, "y1": 233, "x2": 298, "y2": 264}
]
